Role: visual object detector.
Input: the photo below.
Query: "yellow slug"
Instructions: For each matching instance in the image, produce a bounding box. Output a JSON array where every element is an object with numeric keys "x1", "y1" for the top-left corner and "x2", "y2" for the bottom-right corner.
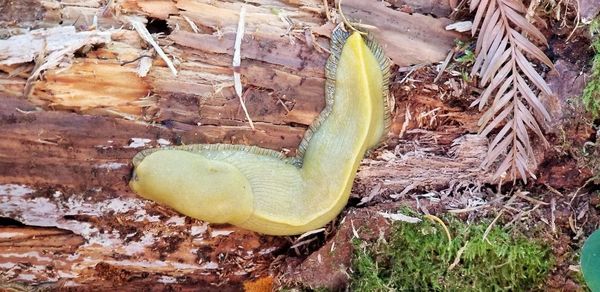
[{"x1": 130, "y1": 28, "x2": 390, "y2": 235}]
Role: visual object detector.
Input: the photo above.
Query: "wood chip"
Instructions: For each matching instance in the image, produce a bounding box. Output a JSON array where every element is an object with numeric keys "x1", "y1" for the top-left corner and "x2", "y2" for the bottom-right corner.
[
  {"x1": 445, "y1": 21, "x2": 473, "y2": 32},
  {"x1": 357, "y1": 183, "x2": 382, "y2": 206},
  {"x1": 0, "y1": 26, "x2": 111, "y2": 66},
  {"x1": 378, "y1": 212, "x2": 422, "y2": 223}
]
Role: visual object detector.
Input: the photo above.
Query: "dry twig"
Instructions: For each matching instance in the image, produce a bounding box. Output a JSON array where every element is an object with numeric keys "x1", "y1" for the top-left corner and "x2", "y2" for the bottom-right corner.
[
  {"x1": 424, "y1": 214, "x2": 452, "y2": 243},
  {"x1": 233, "y1": 6, "x2": 255, "y2": 130}
]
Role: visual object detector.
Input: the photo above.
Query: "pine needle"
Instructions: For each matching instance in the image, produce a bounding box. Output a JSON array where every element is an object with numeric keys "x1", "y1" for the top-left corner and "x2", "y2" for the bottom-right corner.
[
  {"x1": 337, "y1": 0, "x2": 366, "y2": 34},
  {"x1": 424, "y1": 214, "x2": 452, "y2": 243},
  {"x1": 182, "y1": 15, "x2": 200, "y2": 34}
]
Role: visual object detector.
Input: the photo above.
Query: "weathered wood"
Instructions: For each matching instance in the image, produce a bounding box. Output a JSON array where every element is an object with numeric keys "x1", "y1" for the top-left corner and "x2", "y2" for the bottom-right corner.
[
  {"x1": 386, "y1": 0, "x2": 453, "y2": 16},
  {"x1": 285, "y1": 205, "x2": 393, "y2": 290},
  {"x1": 341, "y1": 0, "x2": 460, "y2": 66},
  {"x1": 0, "y1": 0, "x2": 483, "y2": 289},
  {"x1": 357, "y1": 134, "x2": 489, "y2": 193},
  {"x1": 580, "y1": 0, "x2": 600, "y2": 21}
]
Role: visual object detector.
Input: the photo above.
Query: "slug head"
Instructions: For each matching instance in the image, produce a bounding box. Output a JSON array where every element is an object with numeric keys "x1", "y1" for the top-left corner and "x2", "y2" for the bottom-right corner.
[{"x1": 130, "y1": 150, "x2": 254, "y2": 225}]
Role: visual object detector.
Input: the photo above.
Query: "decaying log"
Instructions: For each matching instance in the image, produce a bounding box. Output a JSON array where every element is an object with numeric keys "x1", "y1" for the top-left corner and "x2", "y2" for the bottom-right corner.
[
  {"x1": 385, "y1": 0, "x2": 453, "y2": 16},
  {"x1": 357, "y1": 134, "x2": 489, "y2": 192},
  {"x1": 0, "y1": 89, "x2": 488, "y2": 288},
  {"x1": 0, "y1": 0, "x2": 488, "y2": 289},
  {"x1": 342, "y1": 0, "x2": 458, "y2": 66}
]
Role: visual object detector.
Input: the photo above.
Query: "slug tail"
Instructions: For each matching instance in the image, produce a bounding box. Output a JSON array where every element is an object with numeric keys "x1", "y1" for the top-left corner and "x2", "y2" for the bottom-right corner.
[
  {"x1": 295, "y1": 27, "x2": 391, "y2": 162},
  {"x1": 295, "y1": 26, "x2": 350, "y2": 165}
]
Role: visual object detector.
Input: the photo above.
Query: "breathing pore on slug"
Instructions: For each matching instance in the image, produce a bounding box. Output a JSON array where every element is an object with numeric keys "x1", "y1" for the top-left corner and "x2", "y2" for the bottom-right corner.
[{"x1": 129, "y1": 27, "x2": 391, "y2": 235}]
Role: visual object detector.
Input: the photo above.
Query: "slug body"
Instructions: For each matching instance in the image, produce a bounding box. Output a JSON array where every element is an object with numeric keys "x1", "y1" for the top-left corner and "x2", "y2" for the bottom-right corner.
[{"x1": 130, "y1": 29, "x2": 390, "y2": 235}]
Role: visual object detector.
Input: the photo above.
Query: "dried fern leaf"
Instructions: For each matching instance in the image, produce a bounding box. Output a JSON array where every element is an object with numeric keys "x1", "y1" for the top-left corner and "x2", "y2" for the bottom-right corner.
[
  {"x1": 481, "y1": 48, "x2": 511, "y2": 85},
  {"x1": 510, "y1": 30, "x2": 551, "y2": 65},
  {"x1": 514, "y1": 49, "x2": 552, "y2": 95},
  {"x1": 517, "y1": 99, "x2": 547, "y2": 142},
  {"x1": 478, "y1": 8, "x2": 501, "y2": 52},
  {"x1": 470, "y1": 0, "x2": 554, "y2": 182},
  {"x1": 516, "y1": 74, "x2": 551, "y2": 122},
  {"x1": 494, "y1": 152, "x2": 514, "y2": 179},
  {"x1": 515, "y1": 118, "x2": 533, "y2": 156},
  {"x1": 503, "y1": 7, "x2": 547, "y2": 43},
  {"x1": 501, "y1": 0, "x2": 527, "y2": 13},
  {"x1": 480, "y1": 104, "x2": 512, "y2": 134},
  {"x1": 487, "y1": 60, "x2": 513, "y2": 89},
  {"x1": 514, "y1": 156, "x2": 528, "y2": 182},
  {"x1": 473, "y1": 0, "x2": 493, "y2": 35},
  {"x1": 492, "y1": 76, "x2": 515, "y2": 105},
  {"x1": 483, "y1": 135, "x2": 513, "y2": 165},
  {"x1": 489, "y1": 120, "x2": 513, "y2": 150},
  {"x1": 478, "y1": 74, "x2": 513, "y2": 109},
  {"x1": 480, "y1": 35, "x2": 509, "y2": 78},
  {"x1": 471, "y1": 0, "x2": 483, "y2": 12}
]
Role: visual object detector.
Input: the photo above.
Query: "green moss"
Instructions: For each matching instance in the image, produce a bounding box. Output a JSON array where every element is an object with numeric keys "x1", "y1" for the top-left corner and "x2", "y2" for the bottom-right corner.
[
  {"x1": 451, "y1": 40, "x2": 475, "y2": 83},
  {"x1": 352, "y1": 241, "x2": 388, "y2": 292},
  {"x1": 583, "y1": 18, "x2": 600, "y2": 119},
  {"x1": 350, "y1": 216, "x2": 553, "y2": 291},
  {"x1": 455, "y1": 48, "x2": 475, "y2": 65}
]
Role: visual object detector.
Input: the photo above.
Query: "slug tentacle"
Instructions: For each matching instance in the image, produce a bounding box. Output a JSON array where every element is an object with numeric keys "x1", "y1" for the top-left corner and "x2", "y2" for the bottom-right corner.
[{"x1": 130, "y1": 27, "x2": 390, "y2": 235}]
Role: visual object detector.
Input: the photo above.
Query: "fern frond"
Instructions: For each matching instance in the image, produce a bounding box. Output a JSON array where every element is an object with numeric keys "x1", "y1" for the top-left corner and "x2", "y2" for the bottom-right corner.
[{"x1": 470, "y1": 0, "x2": 553, "y2": 183}]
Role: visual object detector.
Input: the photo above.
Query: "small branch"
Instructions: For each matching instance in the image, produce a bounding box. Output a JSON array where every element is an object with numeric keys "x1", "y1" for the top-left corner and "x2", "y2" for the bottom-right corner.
[
  {"x1": 233, "y1": 6, "x2": 255, "y2": 130},
  {"x1": 120, "y1": 55, "x2": 153, "y2": 66}
]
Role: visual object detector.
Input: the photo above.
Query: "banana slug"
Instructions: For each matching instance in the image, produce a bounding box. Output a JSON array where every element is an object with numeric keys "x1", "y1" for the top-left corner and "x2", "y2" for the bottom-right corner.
[{"x1": 130, "y1": 28, "x2": 390, "y2": 235}]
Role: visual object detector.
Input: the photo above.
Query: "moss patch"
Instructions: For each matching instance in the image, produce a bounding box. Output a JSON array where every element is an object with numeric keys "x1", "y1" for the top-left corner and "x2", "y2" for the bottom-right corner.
[
  {"x1": 583, "y1": 18, "x2": 600, "y2": 119},
  {"x1": 351, "y1": 216, "x2": 553, "y2": 291}
]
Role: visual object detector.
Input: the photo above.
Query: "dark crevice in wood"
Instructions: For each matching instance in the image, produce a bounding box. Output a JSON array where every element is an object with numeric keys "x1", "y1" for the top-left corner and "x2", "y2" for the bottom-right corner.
[
  {"x1": 0, "y1": 217, "x2": 25, "y2": 226},
  {"x1": 145, "y1": 17, "x2": 172, "y2": 35}
]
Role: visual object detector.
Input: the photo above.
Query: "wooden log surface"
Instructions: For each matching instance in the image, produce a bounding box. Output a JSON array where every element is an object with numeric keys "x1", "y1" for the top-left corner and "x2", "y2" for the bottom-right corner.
[{"x1": 0, "y1": 0, "x2": 496, "y2": 289}]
